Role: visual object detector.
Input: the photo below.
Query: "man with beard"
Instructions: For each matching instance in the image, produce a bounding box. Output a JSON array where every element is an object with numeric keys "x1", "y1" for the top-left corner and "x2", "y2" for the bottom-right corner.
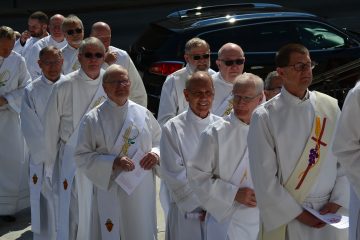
[
  {"x1": 61, "y1": 15, "x2": 84, "y2": 74},
  {"x1": 21, "y1": 46, "x2": 65, "y2": 239},
  {"x1": 27, "y1": 14, "x2": 67, "y2": 79},
  {"x1": 90, "y1": 22, "x2": 147, "y2": 107},
  {"x1": 157, "y1": 37, "x2": 215, "y2": 126},
  {"x1": 0, "y1": 26, "x2": 31, "y2": 222},
  {"x1": 14, "y1": 11, "x2": 49, "y2": 62}
]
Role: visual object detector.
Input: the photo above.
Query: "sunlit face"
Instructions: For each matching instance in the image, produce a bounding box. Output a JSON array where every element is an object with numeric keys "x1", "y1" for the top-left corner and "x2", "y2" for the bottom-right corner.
[
  {"x1": 184, "y1": 45, "x2": 211, "y2": 71},
  {"x1": 184, "y1": 76, "x2": 214, "y2": 118},
  {"x1": 277, "y1": 52, "x2": 312, "y2": 98},
  {"x1": 0, "y1": 38, "x2": 15, "y2": 58},
  {"x1": 103, "y1": 70, "x2": 130, "y2": 105},
  {"x1": 63, "y1": 22, "x2": 84, "y2": 48},
  {"x1": 38, "y1": 51, "x2": 63, "y2": 82},
  {"x1": 91, "y1": 28, "x2": 111, "y2": 51},
  {"x1": 49, "y1": 17, "x2": 64, "y2": 41},
  {"x1": 78, "y1": 44, "x2": 104, "y2": 77},
  {"x1": 232, "y1": 83, "x2": 263, "y2": 124},
  {"x1": 216, "y1": 48, "x2": 245, "y2": 83},
  {"x1": 28, "y1": 18, "x2": 47, "y2": 37}
]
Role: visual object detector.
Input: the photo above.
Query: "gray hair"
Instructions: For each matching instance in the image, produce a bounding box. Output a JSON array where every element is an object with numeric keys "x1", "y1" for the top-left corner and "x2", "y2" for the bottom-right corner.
[
  {"x1": 234, "y1": 72, "x2": 264, "y2": 95},
  {"x1": 39, "y1": 46, "x2": 63, "y2": 59},
  {"x1": 0, "y1": 26, "x2": 15, "y2": 40},
  {"x1": 62, "y1": 14, "x2": 83, "y2": 31},
  {"x1": 78, "y1": 37, "x2": 105, "y2": 54},
  {"x1": 103, "y1": 64, "x2": 128, "y2": 83},
  {"x1": 185, "y1": 71, "x2": 214, "y2": 90},
  {"x1": 264, "y1": 71, "x2": 279, "y2": 90},
  {"x1": 184, "y1": 37, "x2": 210, "y2": 53}
]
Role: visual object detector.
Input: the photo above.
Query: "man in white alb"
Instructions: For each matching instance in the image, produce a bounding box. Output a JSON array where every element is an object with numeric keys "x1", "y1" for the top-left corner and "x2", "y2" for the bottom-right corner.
[
  {"x1": 0, "y1": 26, "x2": 31, "y2": 222},
  {"x1": 188, "y1": 73, "x2": 263, "y2": 240},
  {"x1": 61, "y1": 15, "x2": 84, "y2": 75},
  {"x1": 14, "y1": 11, "x2": 49, "y2": 62},
  {"x1": 211, "y1": 42, "x2": 245, "y2": 116},
  {"x1": 248, "y1": 43, "x2": 349, "y2": 240},
  {"x1": 21, "y1": 46, "x2": 65, "y2": 239},
  {"x1": 157, "y1": 37, "x2": 215, "y2": 126},
  {"x1": 332, "y1": 81, "x2": 360, "y2": 240},
  {"x1": 42, "y1": 37, "x2": 107, "y2": 240},
  {"x1": 90, "y1": 21, "x2": 147, "y2": 107},
  {"x1": 27, "y1": 14, "x2": 67, "y2": 79},
  {"x1": 263, "y1": 70, "x2": 283, "y2": 101},
  {"x1": 160, "y1": 71, "x2": 221, "y2": 240},
  {"x1": 75, "y1": 64, "x2": 161, "y2": 240}
]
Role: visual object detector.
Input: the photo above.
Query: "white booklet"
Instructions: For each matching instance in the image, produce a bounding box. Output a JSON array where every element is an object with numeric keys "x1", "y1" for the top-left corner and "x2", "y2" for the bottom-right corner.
[
  {"x1": 115, "y1": 149, "x2": 148, "y2": 195},
  {"x1": 303, "y1": 205, "x2": 349, "y2": 229}
]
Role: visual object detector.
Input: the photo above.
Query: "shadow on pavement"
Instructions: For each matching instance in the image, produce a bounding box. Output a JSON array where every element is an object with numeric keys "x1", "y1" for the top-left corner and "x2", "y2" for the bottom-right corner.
[{"x1": 0, "y1": 207, "x2": 32, "y2": 238}]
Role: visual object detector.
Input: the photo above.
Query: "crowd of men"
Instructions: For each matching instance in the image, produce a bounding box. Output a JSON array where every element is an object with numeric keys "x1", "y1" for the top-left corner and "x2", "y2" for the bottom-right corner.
[{"x1": 1, "y1": 9, "x2": 359, "y2": 240}]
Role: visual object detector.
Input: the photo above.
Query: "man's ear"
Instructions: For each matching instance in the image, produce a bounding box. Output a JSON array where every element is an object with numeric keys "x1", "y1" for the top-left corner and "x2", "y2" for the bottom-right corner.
[
  {"x1": 183, "y1": 89, "x2": 190, "y2": 102},
  {"x1": 184, "y1": 53, "x2": 189, "y2": 63}
]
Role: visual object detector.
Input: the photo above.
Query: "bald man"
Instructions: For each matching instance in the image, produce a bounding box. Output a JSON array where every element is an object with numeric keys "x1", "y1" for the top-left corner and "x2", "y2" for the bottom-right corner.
[
  {"x1": 212, "y1": 43, "x2": 245, "y2": 116},
  {"x1": 27, "y1": 14, "x2": 68, "y2": 79},
  {"x1": 90, "y1": 21, "x2": 147, "y2": 107}
]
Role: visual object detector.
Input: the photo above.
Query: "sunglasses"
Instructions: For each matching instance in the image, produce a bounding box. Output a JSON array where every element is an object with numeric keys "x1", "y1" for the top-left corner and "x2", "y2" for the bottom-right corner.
[
  {"x1": 83, "y1": 52, "x2": 104, "y2": 59},
  {"x1": 191, "y1": 54, "x2": 210, "y2": 60},
  {"x1": 66, "y1": 28, "x2": 83, "y2": 36},
  {"x1": 219, "y1": 58, "x2": 245, "y2": 66}
]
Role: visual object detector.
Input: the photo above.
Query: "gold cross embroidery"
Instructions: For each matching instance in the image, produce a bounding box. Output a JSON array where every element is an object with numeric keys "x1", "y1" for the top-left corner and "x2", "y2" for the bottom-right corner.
[
  {"x1": 119, "y1": 123, "x2": 139, "y2": 156},
  {"x1": 222, "y1": 100, "x2": 233, "y2": 116}
]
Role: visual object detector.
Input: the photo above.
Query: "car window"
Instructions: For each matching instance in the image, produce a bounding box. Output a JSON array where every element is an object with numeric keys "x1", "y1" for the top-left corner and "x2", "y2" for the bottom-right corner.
[{"x1": 295, "y1": 22, "x2": 346, "y2": 50}]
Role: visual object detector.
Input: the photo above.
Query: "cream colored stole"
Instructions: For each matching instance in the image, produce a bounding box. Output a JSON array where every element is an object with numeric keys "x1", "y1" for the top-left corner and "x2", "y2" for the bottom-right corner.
[
  {"x1": 97, "y1": 101, "x2": 147, "y2": 240},
  {"x1": 214, "y1": 93, "x2": 233, "y2": 117},
  {"x1": 57, "y1": 82, "x2": 106, "y2": 240},
  {"x1": 259, "y1": 92, "x2": 338, "y2": 240}
]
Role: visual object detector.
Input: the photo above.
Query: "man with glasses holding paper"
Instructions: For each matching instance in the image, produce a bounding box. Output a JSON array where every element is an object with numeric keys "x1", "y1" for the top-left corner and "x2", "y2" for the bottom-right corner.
[
  {"x1": 61, "y1": 15, "x2": 84, "y2": 74},
  {"x1": 158, "y1": 37, "x2": 215, "y2": 126},
  {"x1": 75, "y1": 64, "x2": 161, "y2": 240},
  {"x1": 211, "y1": 42, "x2": 245, "y2": 116},
  {"x1": 42, "y1": 37, "x2": 107, "y2": 240},
  {"x1": 248, "y1": 43, "x2": 349, "y2": 240}
]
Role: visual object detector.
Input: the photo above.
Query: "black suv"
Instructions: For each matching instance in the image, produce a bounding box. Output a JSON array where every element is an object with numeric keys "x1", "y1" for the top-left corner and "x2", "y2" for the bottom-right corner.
[{"x1": 130, "y1": 3, "x2": 360, "y2": 114}]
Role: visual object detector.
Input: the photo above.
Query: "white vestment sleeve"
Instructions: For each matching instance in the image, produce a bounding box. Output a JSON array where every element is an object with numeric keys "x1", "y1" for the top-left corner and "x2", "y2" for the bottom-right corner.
[
  {"x1": 21, "y1": 84, "x2": 46, "y2": 164},
  {"x1": 157, "y1": 75, "x2": 177, "y2": 126},
  {"x1": 188, "y1": 129, "x2": 238, "y2": 222},
  {"x1": 333, "y1": 85, "x2": 360, "y2": 200},
  {"x1": 75, "y1": 113, "x2": 115, "y2": 191},
  {"x1": 160, "y1": 123, "x2": 200, "y2": 212},
  {"x1": 127, "y1": 56, "x2": 147, "y2": 108},
  {"x1": 248, "y1": 108, "x2": 303, "y2": 231},
  {"x1": 4, "y1": 57, "x2": 31, "y2": 113},
  {"x1": 146, "y1": 111, "x2": 161, "y2": 176}
]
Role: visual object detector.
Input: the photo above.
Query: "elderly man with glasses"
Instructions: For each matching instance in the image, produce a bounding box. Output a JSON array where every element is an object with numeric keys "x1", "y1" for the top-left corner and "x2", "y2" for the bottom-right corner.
[
  {"x1": 42, "y1": 37, "x2": 107, "y2": 240},
  {"x1": 188, "y1": 72, "x2": 263, "y2": 240},
  {"x1": 211, "y1": 42, "x2": 245, "y2": 116},
  {"x1": 248, "y1": 43, "x2": 349, "y2": 240},
  {"x1": 264, "y1": 70, "x2": 283, "y2": 101},
  {"x1": 61, "y1": 14, "x2": 84, "y2": 74}
]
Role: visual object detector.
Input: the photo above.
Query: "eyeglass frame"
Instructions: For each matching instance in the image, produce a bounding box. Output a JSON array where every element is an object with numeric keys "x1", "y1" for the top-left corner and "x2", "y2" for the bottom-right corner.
[
  {"x1": 189, "y1": 53, "x2": 210, "y2": 61},
  {"x1": 232, "y1": 93, "x2": 262, "y2": 103},
  {"x1": 218, "y1": 58, "x2": 245, "y2": 66},
  {"x1": 284, "y1": 61, "x2": 317, "y2": 72},
  {"x1": 103, "y1": 79, "x2": 130, "y2": 86},
  {"x1": 83, "y1": 52, "x2": 104, "y2": 59},
  {"x1": 66, "y1": 28, "x2": 83, "y2": 36}
]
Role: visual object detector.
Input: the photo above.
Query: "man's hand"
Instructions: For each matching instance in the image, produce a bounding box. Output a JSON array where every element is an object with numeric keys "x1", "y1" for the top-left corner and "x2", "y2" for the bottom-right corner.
[
  {"x1": 319, "y1": 202, "x2": 341, "y2": 215},
  {"x1": 234, "y1": 187, "x2": 257, "y2": 207},
  {"x1": 112, "y1": 156, "x2": 135, "y2": 172},
  {"x1": 20, "y1": 30, "x2": 31, "y2": 46},
  {"x1": 0, "y1": 96, "x2": 8, "y2": 107},
  {"x1": 104, "y1": 51, "x2": 117, "y2": 65},
  {"x1": 296, "y1": 211, "x2": 326, "y2": 228},
  {"x1": 139, "y1": 152, "x2": 159, "y2": 170}
]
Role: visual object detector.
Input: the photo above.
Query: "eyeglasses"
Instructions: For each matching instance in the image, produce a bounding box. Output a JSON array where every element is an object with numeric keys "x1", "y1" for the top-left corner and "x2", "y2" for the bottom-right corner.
[
  {"x1": 232, "y1": 93, "x2": 261, "y2": 103},
  {"x1": 41, "y1": 59, "x2": 62, "y2": 66},
  {"x1": 219, "y1": 58, "x2": 245, "y2": 66},
  {"x1": 190, "y1": 54, "x2": 210, "y2": 61},
  {"x1": 83, "y1": 52, "x2": 104, "y2": 59},
  {"x1": 103, "y1": 79, "x2": 130, "y2": 86},
  {"x1": 285, "y1": 61, "x2": 317, "y2": 72},
  {"x1": 66, "y1": 28, "x2": 83, "y2": 36},
  {"x1": 188, "y1": 90, "x2": 214, "y2": 97}
]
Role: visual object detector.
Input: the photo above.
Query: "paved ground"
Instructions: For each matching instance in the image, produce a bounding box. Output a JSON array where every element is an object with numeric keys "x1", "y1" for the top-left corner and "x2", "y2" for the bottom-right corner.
[{"x1": 0, "y1": 177, "x2": 166, "y2": 240}]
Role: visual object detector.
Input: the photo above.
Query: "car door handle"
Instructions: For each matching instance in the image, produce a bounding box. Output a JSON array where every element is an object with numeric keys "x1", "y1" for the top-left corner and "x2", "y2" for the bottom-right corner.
[{"x1": 250, "y1": 66, "x2": 265, "y2": 70}]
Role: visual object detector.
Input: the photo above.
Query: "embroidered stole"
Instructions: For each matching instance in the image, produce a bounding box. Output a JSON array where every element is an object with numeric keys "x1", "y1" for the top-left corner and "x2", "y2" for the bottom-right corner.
[
  {"x1": 29, "y1": 161, "x2": 43, "y2": 234},
  {"x1": 57, "y1": 81, "x2": 106, "y2": 240},
  {"x1": 259, "y1": 91, "x2": 338, "y2": 240},
  {"x1": 97, "y1": 101, "x2": 147, "y2": 240},
  {"x1": 214, "y1": 93, "x2": 233, "y2": 117}
]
